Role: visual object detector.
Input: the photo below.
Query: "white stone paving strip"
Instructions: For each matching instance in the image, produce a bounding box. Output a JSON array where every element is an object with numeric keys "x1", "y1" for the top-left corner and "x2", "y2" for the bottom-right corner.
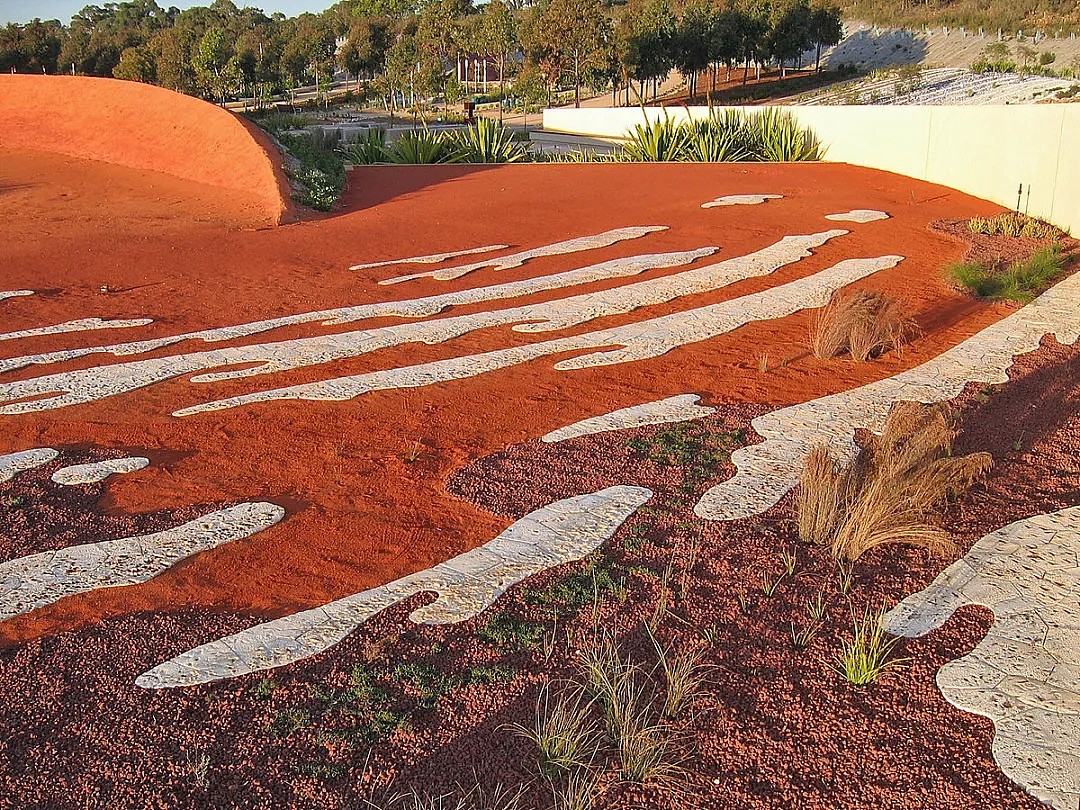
[
  {"x1": 0, "y1": 317, "x2": 153, "y2": 343},
  {"x1": 0, "y1": 247, "x2": 721, "y2": 413},
  {"x1": 825, "y1": 209, "x2": 890, "y2": 223},
  {"x1": 51, "y1": 456, "x2": 150, "y2": 485},
  {"x1": 0, "y1": 233, "x2": 850, "y2": 413},
  {"x1": 0, "y1": 242, "x2": 681, "y2": 376},
  {"x1": 882, "y1": 507, "x2": 1080, "y2": 810},
  {"x1": 135, "y1": 485, "x2": 652, "y2": 688},
  {"x1": 176, "y1": 252, "x2": 900, "y2": 416},
  {"x1": 701, "y1": 194, "x2": 783, "y2": 208},
  {"x1": 379, "y1": 227, "x2": 666, "y2": 285},
  {"x1": 0, "y1": 448, "x2": 59, "y2": 483},
  {"x1": 541, "y1": 394, "x2": 716, "y2": 443},
  {"x1": 349, "y1": 244, "x2": 509, "y2": 270},
  {"x1": 693, "y1": 270, "x2": 1080, "y2": 522},
  {"x1": 0, "y1": 502, "x2": 285, "y2": 622},
  {"x1": 0, "y1": 290, "x2": 34, "y2": 301}
]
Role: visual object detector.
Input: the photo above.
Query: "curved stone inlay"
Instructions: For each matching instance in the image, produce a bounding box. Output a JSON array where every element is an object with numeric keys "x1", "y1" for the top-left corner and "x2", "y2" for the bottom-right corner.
[
  {"x1": 825, "y1": 209, "x2": 889, "y2": 223},
  {"x1": 0, "y1": 448, "x2": 58, "y2": 483},
  {"x1": 136, "y1": 486, "x2": 653, "y2": 688},
  {"x1": 0, "y1": 247, "x2": 718, "y2": 413},
  {"x1": 175, "y1": 252, "x2": 899, "y2": 416},
  {"x1": 0, "y1": 290, "x2": 34, "y2": 301},
  {"x1": 349, "y1": 244, "x2": 510, "y2": 270},
  {"x1": 702, "y1": 194, "x2": 783, "y2": 208},
  {"x1": 882, "y1": 507, "x2": 1080, "y2": 810},
  {"x1": 542, "y1": 394, "x2": 716, "y2": 443},
  {"x1": 379, "y1": 227, "x2": 666, "y2": 285},
  {"x1": 0, "y1": 502, "x2": 285, "y2": 622},
  {"x1": 693, "y1": 270, "x2": 1080, "y2": 522},
  {"x1": 51, "y1": 456, "x2": 150, "y2": 485},
  {"x1": 0, "y1": 317, "x2": 153, "y2": 343},
  {"x1": 0, "y1": 246, "x2": 694, "y2": 376}
]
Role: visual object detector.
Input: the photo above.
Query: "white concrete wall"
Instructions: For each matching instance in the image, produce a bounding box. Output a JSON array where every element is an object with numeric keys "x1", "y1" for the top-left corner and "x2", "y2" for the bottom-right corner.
[{"x1": 542, "y1": 105, "x2": 1080, "y2": 234}]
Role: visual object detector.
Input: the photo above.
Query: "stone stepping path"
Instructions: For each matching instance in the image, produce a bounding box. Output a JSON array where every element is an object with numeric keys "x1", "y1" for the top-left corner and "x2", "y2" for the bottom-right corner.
[
  {"x1": 0, "y1": 501, "x2": 284, "y2": 623},
  {"x1": 884, "y1": 507, "x2": 1080, "y2": 810},
  {"x1": 136, "y1": 485, "x2": 652, "y2": 688},
  {"x1": 694, "y1": 268, "x2": 1080, "y2": 522},
  {"x1": 542, "y1": 394, "x2": 715, "y2": 443}
]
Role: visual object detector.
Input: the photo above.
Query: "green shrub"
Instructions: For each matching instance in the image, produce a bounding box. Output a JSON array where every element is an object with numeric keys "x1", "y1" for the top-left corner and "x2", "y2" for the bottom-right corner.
[
  {"x1": 279, "y1": 130, "x2": 346, "y2": 211},
  {"x1": 621, "y1": 116, "x2": 692, "y2": 162},
  {"x1": 620, "y1": 109, "x2": 822, "y2": 163},
  {"x1": 343, "y1": 128, "x2": 387, "y2": 165},
  {"x1": 385, "y1": 129, "x2": 459, "y2": 164},
  {"x1": 949, "y1": 245, "x2": 1068, "y2": 302},
  {"x1": 452, "y1": 118, "x2": 527, "y2": 163}
]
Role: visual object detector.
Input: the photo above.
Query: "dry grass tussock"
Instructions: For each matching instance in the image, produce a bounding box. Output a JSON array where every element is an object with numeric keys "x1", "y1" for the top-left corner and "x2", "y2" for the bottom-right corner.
[
  {"x1": 809, "y1": 290, "x2": 917, "y2": 362},
  {"x1": 796, "y1": 402, "x2": 992, "y2": 561}
]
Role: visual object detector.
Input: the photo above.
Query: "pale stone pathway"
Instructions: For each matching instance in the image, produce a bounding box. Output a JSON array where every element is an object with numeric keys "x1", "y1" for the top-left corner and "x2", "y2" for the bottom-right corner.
[
  {"x1": 0, "y1": 290, "x2": 34, "y2": 301},
  {"x1": 825, "y1": 210, "x2": 890, "y2": 223},
  {"x1": 349, "y1": 244, "x2": 508, "y2": 271},
  {"x1": 694, "y1": 269, "x2": 1080, "y2": 521},
  {"x1": 177, "y1": 253, "x2": 900, "y2": 416},
  {"x1": 0, "y1": 317, "x2": 154, "y2": 344},
  {"x1": 379, "y1": 227, "x2": 664, "y2": 285},
  {"x1": 701, "y1": 194, "x2": 783, "y2": 208},
  {"x1": 51, "y1": 456, "x2": 150, "y2": 485},
  {"x1": 541, "y1": 394, "x2": 715, "y2": 443},
  {"x1": 0, "y1": 501, "x2": 285, "y2": 622},
  {"x1": 883, "y1": 507, "x2": 1080, "y2": 810},
  {"x1": 136, "y1": 486, "x2": 652, "y2": 688},
  {"x1": 0, "y1": 232, "x2": 673, "y2": 376},
  {"x1": 0, "y1": 448, "x2": 58, "y2": 483}
]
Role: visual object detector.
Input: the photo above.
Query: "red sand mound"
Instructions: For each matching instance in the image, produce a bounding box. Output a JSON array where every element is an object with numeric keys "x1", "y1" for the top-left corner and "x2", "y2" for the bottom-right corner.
[{"x1": 0, "y1": 75, "x2": 292, "y2": 226}]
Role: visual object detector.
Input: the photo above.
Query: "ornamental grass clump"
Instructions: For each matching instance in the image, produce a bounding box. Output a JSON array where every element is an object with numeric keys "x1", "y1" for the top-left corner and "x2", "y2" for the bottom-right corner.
[
  {"x1": 796, "y1": 402, "x2": 992, "y2": 562},
  {"x1": 836, "y1": 607, "x2": 908, "y2": 685},
  {"x1": 385, "y1": 129, "x2": 458, "y2": 164},
  {"x1": 809, "y1": 290, "x2": 917, "y2": 361},
  {"x1": 949, "y1": 245, "x2": 1069, "y2": 303}
]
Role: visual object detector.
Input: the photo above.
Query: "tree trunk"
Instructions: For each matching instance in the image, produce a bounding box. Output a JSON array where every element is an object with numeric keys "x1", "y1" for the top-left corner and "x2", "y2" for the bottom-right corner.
[
  {"x1": 815, "y1": 43, "x2": 822, "y2": 71},
  {"x1": 499, "y1": 54, "x2": 505, "y2": 123},
  {"x1": 743, "y1": 58, "x2": 749, "y2": 85}
]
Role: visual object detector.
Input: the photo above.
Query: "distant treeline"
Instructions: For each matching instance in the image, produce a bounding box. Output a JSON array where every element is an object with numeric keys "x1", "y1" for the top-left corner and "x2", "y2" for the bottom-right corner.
[
  {"x1": 0, "y1": 0, "x2": 843, "y2": 109},
  {"x1": 841, "y1": 0, "x2": 1080, "y2": 35}
]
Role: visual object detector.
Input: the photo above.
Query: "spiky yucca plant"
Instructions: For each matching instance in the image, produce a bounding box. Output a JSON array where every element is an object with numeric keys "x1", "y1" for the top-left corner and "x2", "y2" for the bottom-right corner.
[
  {"x1": 621, "y1": 116, "x2": 692, "y2": 162},
  {"x1": 343, "y1": 128, "x2": 388, "y2": 165},
  {"x1": 749, "y1": 108, "x2": 824, "y2": 162},
  {"x1": 452, "y1": 118, "x2": 528, "y2": 163},
  {"x1": 385, "y1": 129, "x2": 458, "y2": 164}
]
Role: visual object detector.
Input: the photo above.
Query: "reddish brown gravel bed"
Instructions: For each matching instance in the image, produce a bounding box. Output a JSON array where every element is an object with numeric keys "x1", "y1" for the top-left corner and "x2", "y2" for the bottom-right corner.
[{"x1": 1, "y1": 339, "x2": 1077, "y2": 810}]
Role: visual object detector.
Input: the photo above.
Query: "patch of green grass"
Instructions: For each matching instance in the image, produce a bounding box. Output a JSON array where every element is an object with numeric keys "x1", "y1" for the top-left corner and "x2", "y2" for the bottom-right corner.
[
  {"x1": 628, "y1": 423, "x2": 746, "y2": 493},
  {"x1": 294, "y1": 758, "x2": 348, "y2": 780},
  {"x1": 269, "y1": 707, "x2": 310, "y2": 737},
  {"x1": 526, "y1": 558, "x2": 627, "y2": 617},
  {"x1": 392, "y1": 661, "x2": 458, "y2": 709},
  {"x1": 836, "y1": 608, "x2": 908, "y2": 686},
  {"x1": 1, "y1": 495, "x2": 26, "y2": 509},
  {"x1": 479, "y1": 610, "x2": 546, "y2": 651},
  {"x1": 949, "y1": 246, "x2": 1069, "y2": 303},
  {"x1": 460, "y1": 663, "x2": 515, "y2": 686},
  {"x1": 252, "y1": 677, "x2": 278, "y2": 699}
]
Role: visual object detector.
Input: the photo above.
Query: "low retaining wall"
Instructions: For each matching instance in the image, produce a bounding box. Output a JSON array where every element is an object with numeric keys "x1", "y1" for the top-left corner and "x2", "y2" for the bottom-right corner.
[
  {"x1": 0, "y1": 75, "x2": 294, "y2": 226},
  {"x1": 543, "y1": 105, "x2": 1080, "y2": 234}
]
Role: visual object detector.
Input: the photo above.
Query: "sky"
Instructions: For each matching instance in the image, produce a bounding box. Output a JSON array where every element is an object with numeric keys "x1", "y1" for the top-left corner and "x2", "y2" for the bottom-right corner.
[{"x1": 0, "y1": 0, "x2": 334, "y2": 25}]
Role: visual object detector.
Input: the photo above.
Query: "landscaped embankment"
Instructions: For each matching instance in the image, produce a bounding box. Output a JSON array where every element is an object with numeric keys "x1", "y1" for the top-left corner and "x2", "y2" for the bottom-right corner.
[{"x1": 0, "y1": 75, "x2": 293, "y2": 226}]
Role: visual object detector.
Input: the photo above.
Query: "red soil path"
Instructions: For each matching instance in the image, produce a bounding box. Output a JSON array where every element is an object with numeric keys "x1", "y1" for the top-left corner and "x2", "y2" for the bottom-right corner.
[
  {"x1": 0, "y1": 148, "x2": 1011, "y2": 647},
  {"x1": 0, "y1": 76, "x2": 293, "y2": 226}
]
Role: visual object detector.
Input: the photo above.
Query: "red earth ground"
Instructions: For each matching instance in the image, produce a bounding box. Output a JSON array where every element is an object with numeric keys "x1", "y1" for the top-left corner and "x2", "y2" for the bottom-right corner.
[
  {"x1": 0, "y1": 148, "x2": 1015, "y2": 647},
  {"x1": 0, "y1": 76, "x2": 1075, "y2": 810}
]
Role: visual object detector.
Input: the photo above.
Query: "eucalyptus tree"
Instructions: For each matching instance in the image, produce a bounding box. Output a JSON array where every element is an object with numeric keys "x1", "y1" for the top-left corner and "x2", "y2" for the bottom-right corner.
[
  {"x1": 768, "y1": 0, "x2": 814, "y2": 77},
  {"x1": 480, "y1": 0, "x2": 517, "y2": 117},
  {"x1": 672, "y1": 0, "x2": 712, "y2": 98},
  {"x1": 808, "y1": 3, "x2": 842, "y2": 71},
  {"x1": 533, "y1": 0, "x2": 611, "y2": 107}
]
